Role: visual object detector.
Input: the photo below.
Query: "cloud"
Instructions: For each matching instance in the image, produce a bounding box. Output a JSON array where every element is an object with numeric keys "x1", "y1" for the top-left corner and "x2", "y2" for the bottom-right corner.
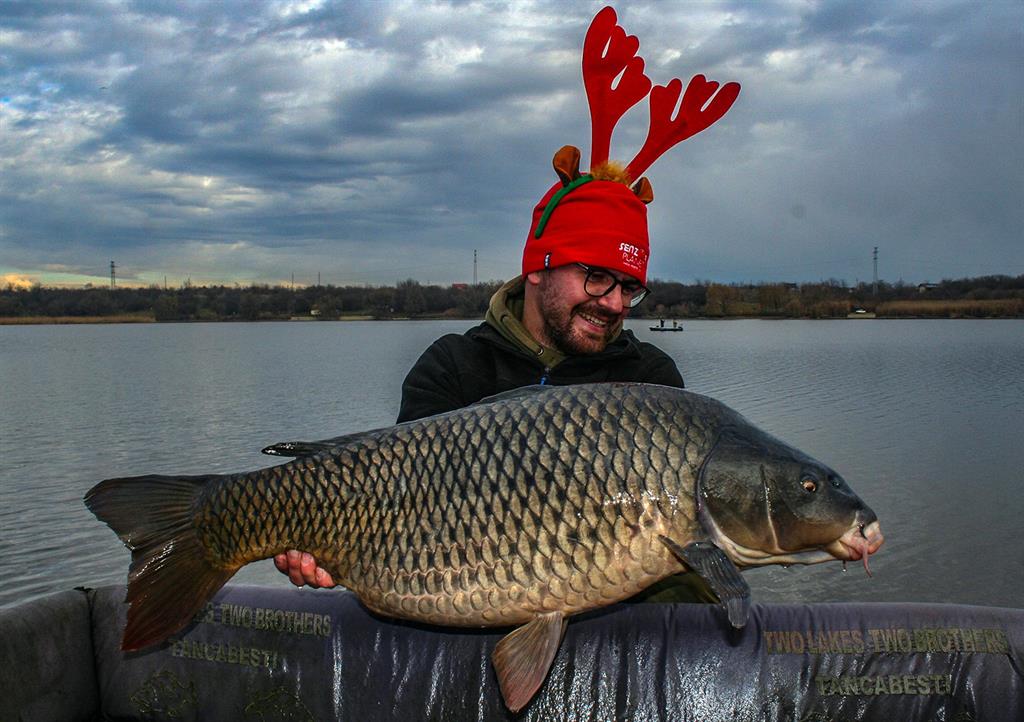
[{"x1": 0, "y1": 0, "x2": 1020, "y2": 286}]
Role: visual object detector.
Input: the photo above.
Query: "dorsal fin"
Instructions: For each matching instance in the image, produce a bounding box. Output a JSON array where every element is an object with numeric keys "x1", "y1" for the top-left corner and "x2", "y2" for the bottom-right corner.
[
  {"x1": 264, "y1": 386, "x2": 556, "y2": 457},
  {"x1": 475, "y1": 385, "x2": 553, "y2": 406},
  {"x1": 261, "y1": 440, "x2": 339, "y2": 458}
]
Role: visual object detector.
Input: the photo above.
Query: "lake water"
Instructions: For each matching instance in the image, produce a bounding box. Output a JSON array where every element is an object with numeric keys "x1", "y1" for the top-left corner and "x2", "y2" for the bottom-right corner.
[{"x1": 1, "y1": 319, "x2": 1022, "y2": 611}]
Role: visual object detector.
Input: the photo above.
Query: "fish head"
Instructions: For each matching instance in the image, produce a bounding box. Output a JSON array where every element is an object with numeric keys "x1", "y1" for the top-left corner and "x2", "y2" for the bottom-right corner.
[{"x1": 697, "y1": 426, "x2": 884, "y2": 569}]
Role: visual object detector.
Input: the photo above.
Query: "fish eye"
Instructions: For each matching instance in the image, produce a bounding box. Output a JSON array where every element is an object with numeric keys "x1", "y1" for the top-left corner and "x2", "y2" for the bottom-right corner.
[{"x1": 801, "y1": 478, "x2": 817, "y2": 493}]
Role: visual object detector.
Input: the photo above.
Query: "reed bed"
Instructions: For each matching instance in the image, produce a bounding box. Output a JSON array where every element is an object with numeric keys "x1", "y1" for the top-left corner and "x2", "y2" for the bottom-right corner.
[
  {"x1": 876, "y1": 299, "x2": 1023, "y2": 318},
  {"x1": 0, "y1": 314, "x2": 154, "y2": 325}
]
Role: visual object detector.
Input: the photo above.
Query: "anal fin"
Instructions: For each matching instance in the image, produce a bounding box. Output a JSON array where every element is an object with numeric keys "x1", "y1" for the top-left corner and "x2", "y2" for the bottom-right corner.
[
  {"x1": 660, "y1": 536, "x2": 750, "y2": 628},
  {"x1": 491, "y1": 611, "x2": 566, "y2": 712}
]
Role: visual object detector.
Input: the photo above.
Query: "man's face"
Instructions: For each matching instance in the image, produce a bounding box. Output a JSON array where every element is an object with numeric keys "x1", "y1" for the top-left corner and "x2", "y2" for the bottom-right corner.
[{"x1": 534, "y1": 264, "x2": 633, "y2": 355}]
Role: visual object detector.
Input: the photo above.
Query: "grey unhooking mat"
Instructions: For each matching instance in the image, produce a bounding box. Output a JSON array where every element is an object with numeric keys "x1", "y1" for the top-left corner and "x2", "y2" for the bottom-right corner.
[{"x1": 3, "y1": 584, "x2": 1022, "y2": 721}]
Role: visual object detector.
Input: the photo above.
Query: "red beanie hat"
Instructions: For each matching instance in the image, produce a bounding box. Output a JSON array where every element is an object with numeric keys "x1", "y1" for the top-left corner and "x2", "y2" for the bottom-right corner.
[
  {"x1": 518, "y1": 6, "x2": 740, "y2": 289},
  {"x1": 522, "y1": 178, "x2": 650, "y2": 284}
]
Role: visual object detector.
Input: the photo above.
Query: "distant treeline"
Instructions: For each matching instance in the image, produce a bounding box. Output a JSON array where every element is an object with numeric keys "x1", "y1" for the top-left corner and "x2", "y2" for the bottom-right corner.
[{"x1": 2, "y1": 275, "x2": 1022, "y2": 322}]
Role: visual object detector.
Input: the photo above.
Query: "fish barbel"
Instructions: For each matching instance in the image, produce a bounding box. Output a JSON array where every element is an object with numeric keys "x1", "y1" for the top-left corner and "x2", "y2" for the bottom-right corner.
[{"x1": 85, "y1": 382, "x2": 883, "y2": 711}]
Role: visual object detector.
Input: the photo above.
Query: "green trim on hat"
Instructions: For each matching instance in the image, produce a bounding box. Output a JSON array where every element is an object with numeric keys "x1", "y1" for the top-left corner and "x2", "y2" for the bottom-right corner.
[{"x1": 533, "y1": 174, "x2": 594, "y2": 239}]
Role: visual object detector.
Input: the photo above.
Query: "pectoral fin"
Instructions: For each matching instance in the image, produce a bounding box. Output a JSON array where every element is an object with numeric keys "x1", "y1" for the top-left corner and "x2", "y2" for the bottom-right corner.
[
  {"x1": 660, "y1": 536, "x2": 750, "y2": 628},
  {"x1": 491, "y1": 611, "x2": 567, "y2": 712}
]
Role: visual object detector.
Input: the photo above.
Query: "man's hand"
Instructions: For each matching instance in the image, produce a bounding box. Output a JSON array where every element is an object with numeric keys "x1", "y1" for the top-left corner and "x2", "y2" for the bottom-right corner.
[{"x1": 274, "y1": 550, "x2": 336, "y2": 588}]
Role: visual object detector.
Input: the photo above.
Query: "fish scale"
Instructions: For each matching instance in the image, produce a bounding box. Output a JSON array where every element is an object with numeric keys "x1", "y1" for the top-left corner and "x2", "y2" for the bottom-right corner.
[{"x1": 217, "y1": 386, "x2": 672, "y2": 626}]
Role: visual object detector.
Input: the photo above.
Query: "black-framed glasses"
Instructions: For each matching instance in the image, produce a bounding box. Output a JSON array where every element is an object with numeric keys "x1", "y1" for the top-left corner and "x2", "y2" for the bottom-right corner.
[{"x1": 575, "y1": 263, "x2": 650, "y2": 308}]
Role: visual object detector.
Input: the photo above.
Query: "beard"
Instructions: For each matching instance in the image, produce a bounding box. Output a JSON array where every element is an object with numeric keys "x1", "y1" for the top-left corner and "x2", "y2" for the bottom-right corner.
[{"x1": 538, "y1": 283, "x2": 623, "y2": 355}]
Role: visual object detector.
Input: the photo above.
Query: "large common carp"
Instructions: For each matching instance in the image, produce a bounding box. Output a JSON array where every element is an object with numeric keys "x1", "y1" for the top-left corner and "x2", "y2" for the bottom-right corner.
[{"x1": 85, "y1": 382, "x2": 883, "y2": 711}]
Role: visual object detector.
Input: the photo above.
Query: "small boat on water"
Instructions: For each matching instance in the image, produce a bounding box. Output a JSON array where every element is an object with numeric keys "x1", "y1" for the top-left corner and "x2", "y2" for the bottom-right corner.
[{"x1": 650, "y1": 319, "x2": 683, "y2": 331}]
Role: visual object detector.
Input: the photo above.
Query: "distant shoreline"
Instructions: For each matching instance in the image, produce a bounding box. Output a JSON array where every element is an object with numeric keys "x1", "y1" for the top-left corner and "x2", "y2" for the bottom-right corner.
[
  {"x1": 3, "y1": 276, "x2": 1021, "y2": 322},
  {"x1": 4, "y1": 314, "x2": 1022, "y2": 326}
]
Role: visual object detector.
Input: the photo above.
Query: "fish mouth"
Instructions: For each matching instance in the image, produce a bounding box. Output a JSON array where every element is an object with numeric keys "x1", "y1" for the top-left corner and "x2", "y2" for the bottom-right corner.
[{"x1": 827, "y1": 520, "x2": 885, "y2": 576}]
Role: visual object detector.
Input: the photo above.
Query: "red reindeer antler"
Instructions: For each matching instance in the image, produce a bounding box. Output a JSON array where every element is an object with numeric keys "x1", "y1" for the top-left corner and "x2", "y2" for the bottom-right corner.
[
  {"x1": 583, "y1": 7, "x2": 652, "y2": 168},
  {"x1": 625, "y1": 74, "x2": 741, "y2": 179}
]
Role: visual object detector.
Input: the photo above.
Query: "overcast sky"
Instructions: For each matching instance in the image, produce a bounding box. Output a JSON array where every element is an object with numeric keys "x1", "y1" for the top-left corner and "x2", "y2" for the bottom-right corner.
[{"x1": 1, "y1": 0, "x2": 1021, "y2": 288}]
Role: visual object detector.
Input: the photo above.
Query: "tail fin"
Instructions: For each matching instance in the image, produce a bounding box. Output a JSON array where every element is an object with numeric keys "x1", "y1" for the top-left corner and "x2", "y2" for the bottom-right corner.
[{"x1": 84, "y1": 474, "x2": 238, "y2": 651}]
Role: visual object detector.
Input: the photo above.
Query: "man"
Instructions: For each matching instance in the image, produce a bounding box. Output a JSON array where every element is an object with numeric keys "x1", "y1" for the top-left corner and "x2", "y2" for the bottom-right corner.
[
  {"x1": 274, "y1": 2, "x2": 743, "y2": 590},
  {"x1": 395, "y1": 260, "x2": 682, "y2": 423},
  {"x1": 276, "y1": 157, "x2": 684, "y2": 588}
]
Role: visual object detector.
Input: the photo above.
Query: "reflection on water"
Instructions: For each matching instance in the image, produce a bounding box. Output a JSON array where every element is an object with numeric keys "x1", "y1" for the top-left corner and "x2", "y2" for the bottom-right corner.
[{"x1": 1, "y1": 319, "x2": 1022, "y2": 610}]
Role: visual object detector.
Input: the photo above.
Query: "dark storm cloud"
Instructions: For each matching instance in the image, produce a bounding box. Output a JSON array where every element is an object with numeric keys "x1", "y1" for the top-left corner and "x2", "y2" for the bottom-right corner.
[{"x1": 1, "y1": 0, "x2": 1020, "y2": 286}]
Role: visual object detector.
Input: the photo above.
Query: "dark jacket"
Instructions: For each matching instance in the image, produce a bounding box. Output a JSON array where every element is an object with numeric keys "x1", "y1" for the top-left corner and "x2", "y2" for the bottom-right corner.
[{"x1": 397, "y1": 322, "x2": 684, "y2": 422}]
